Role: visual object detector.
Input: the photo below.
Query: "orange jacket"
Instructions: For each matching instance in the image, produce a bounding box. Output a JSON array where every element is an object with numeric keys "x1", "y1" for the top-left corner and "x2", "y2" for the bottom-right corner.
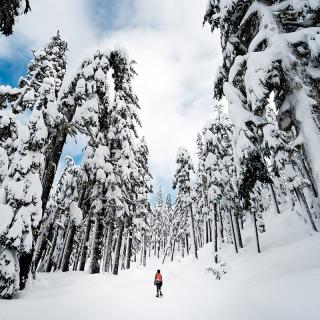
[{"x1": 155, "y1": 273, "x2": 162, "y2": 282}]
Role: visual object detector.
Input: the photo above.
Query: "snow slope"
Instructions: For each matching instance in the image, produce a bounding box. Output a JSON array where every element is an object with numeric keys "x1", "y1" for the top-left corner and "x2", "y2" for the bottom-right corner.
[{"x1": 1, "y1": 211, "x2": 320, "y2": 320}]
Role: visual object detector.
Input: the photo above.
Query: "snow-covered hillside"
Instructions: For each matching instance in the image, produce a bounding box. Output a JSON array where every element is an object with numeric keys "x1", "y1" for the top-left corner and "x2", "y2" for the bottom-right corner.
[{"x1": 1, "y1": 211, "x2": 319, "y2": 320}]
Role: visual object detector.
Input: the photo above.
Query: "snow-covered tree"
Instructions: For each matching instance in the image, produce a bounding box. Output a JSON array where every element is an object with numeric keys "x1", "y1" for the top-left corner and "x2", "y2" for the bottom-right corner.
[
  {"x1": 134, "y1": 137, "x2": 152, "y2": 268},
  {"x1": 173, "y1": 148, "x2": 198, "y2": 259},
  {"x1": 164, "y1": 193, "x2": 174, "y2": 245},
  {"x1": 107, "y1": 49, "x2": 142, "y2": 275},
  {"x1": 262, "y1": 106, "x2": 319, "y2": 231},
  {"x1": 152, "y1": 188, "x2": 164, "y2": 258},
  {"x1": 71, "y1": 49, "x2": 143, "y2": 275},
  {"x1": 202, "y1": 107, "x2": 240, "y2": 259},
  {"x1": 37, "y1": 156, "x2": 82, "y2": 273},
  {"x1": 195, "y1": 132, "x2": 210, "y2": 244},
  {"x1": 0, "y1": 34, "x2": 76, "y2": 275},
  {"x1": 13, "y1": 31, "x2": 69, "y2": 215},
  {"x1": 0, "y1": 107, "x2": 46, "y2": 298},
  {"x1": 72, "y1": 51, "x2": 113, "y2": 274},
  {"x1": 204, "y1": 0, "x2": 320, "y2": 200},
  {"x1": 0, "y1": 100, "x2": 18, "y2": 184}
]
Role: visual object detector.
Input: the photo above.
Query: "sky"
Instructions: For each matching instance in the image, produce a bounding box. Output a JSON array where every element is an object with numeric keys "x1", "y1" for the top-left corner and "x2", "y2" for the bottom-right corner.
[{"x1": 0, "y1": 0, "x2": 221, "y2": 204}]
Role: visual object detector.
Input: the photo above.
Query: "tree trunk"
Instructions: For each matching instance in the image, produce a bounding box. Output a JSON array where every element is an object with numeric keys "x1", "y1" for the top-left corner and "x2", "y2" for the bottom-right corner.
[
  {"x1": 197, "y1": 225, "x2": 203, "y2": 248},
  {"x1": 34, "y1": 208, "x2": 60, "y2": 271},
  {"x1": 157, "y1": 238, "x2": 160, "y2": 259},
  {"x1": 185, "y1": 234, "x2": 189, "y2": 255},
  {"x1": 229, "y1": 210, "x2": 238, "y2": 254},
  {"x1": 35, "y1": 244, "x2": 48, "y2": 273},
  {"x1": 188, "y1": 204, "x2": 198, "y2": 259},
  {"x1": 181, "y1": 239, "x2": 185, "y2": 258},
  {"x1": 153, "y1": 237, "x2": 157, "y2": 256},
  {"x1": 205, "y1": 219, "x2": 209, "y2": 243},
  {"x1": 104, "y1": 215, "x2": 114, "y2": 273},
  {"x1": 125, "y1": 227, "x2": 133, "y2": 270},
  {"x1": 120, "y1": 233, "x2": 127, "y2": 271},
  {"x1": 213, "y1": 204, "x2": 218, "y2": 263},
  {"x1": 235, "y1": 215, "x2": 243, "y2": 249},
  {"x1": 143, "y1": 235, "x2": 147, "y2": 267},
  {"x1": 301, "y1": 158, "x2": 318, "y2": 198},
  {"x1": 296, "y1": 187, "x2": 318, "y2": 232},
  {"x1": 219, "y1": 209, "x2": 224, "y2": 243},
  {"x1": 62, "y1": 222, "x2": 76, "y2": 272},
  {"x1": 34, "y1": 234, "x2": 48, "y2": 272},
  {"x1": 269, "y1": 183, "x2": 280, "y2": 214},
  {"x1": 72, "y1": 234, "x2": 82, "y2": 271},
  {"x1": 113, "y1": 219, "x2": 124, "y2": 275},
  {"x1": 45, "y1": 224, "x2": 60, "y2": 272},
  {"x1": 141, "y1": 231, "x2": 147, "y2": 267},
  {"x1": 79, "y1": 211, "x2": 93, "y2": 271},
  {"x1": 140, "y1": 231, "x2": 145, "y2": 265},
  {"x1": 57, "y1": 223, "x2": 69, "y2": 270},
  {"x1": 41, "y1": 128, "x2": 73, "y2": 213},
  {"x1": 293, "y1": 157, "x2": 318, "y2": 198},
  {"x1": 19, "y1": 250, "x2": 33, "y2": 290},
  {"x1": 90, "y1": 216, "x2": 105, "y2": 274},
  {"x1": 252, "y1": 208, "x2": 261, "y2": 253},
  {"x1": 170, "y1": 239, "x2": 176, "y2": 262}
]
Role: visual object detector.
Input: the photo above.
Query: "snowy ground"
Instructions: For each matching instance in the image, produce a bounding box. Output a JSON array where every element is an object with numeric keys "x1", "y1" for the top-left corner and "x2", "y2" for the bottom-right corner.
[{"x1": 1, "y1": 211, "x2": 320, "y2": 320}]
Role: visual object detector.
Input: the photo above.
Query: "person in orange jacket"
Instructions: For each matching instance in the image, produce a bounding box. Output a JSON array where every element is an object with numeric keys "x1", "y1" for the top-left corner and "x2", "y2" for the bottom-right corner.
[{"x1": 154, "y1": 269, "x2": 163, "y2": 297}]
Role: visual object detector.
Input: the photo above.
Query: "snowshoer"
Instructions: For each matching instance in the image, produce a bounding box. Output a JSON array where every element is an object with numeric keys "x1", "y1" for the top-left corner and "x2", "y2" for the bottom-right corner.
[{"x1": 154, "y1": 269, "x2": 163, "y2": 297}]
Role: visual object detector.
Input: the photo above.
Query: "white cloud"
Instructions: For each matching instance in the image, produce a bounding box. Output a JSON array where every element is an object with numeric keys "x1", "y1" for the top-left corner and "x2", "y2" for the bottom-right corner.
[{"x1": 0, "y1": 0, "x2": 222, "y2": 199}]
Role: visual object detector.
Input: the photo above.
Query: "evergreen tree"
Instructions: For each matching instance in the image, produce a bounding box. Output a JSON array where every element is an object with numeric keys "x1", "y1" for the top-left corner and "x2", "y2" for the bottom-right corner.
[
  {"x1": 74, "y1": 51, "x2": 113, "y2": 274},
  {"x1": 173, "y1": 148, "x2": 198, "y2": 259},
  {"x1": 0, "y1": 106, "x2": 46, "y2": 298},
  {"x1": 135, "y1": 137, "x2": 152, "y2": 268},
  {"x1": 107, "y1": 49, "x2": 142, "y2": 275},
  {"x1": 153, "y1": 188, "x2": 164, "y2": 258},
  {"x1": 204, "y1": 0, "x2": 320, "y2": 199},
  {"x1": 202, "y1": 107, "x2": 240, "y2": 259},
  {"x1": 195, "y1": 132, "x2": 210, "y2": 244},
  {"x1": 263, "y1": 107, "x2": 319, "y2": 231},
  {"x1": 41, "y1": 157, "x2": 83, "y2": 273},
  {"x1": 13, "y1": 31, "x2": 69, "y2": 214},
  {"x1": 0, "y1": 34, "x2": 75, "y2": 274}
]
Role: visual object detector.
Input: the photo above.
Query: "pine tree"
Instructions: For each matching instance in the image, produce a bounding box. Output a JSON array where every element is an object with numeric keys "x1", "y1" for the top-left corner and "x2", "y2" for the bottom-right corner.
[
  {"x1": 72, "y1": 49, "x2": 143, "y2": 275},
  {"x1": 0, "y1": 33, "x2": 74, "y2": 274},
  {"x1": 195, "y1": 132, "x2": 210, "y2": 244},
  {"x1": 40, "y1": 158, "x2": 82, "y2": 273},
  {"x1": 202, "y1": 107, "x2": 240, "y2": 259},
  {"x1": 14, "y1": 32, "x2": 69, "y2": 215},
  {"x1": 135, "y1": 137, "x2": 152, "y2": 268},
  {"x1": 153, "y1": 188, "x2": 164, "y2": 258},
  {"x1": 108, "y1": 49, "x2": 142, "y2": 275},
  {"x1": 204, "y1": 0, "x2": 320, "y2": 199},
  {"x1": 263, "y1": 107, "x2": 319, "y2": 231},
  {"x1": 0, "y1": 106, "x2": 46, "y2": 298},
  {"x1": 0, "y1": 102, "x2": 18, "y2": 184},
  {"x1": 74, "y1": 51, "x2": 112, "y2": 275},
  {"x1": 173, "y1": 148, "x2": 198, "y2": 259}
]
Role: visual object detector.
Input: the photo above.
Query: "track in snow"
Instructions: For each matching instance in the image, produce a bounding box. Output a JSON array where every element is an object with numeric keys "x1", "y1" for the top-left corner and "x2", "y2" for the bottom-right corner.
[{"x1": 0, "y1": 261, "x2": 213, "y2": 320}]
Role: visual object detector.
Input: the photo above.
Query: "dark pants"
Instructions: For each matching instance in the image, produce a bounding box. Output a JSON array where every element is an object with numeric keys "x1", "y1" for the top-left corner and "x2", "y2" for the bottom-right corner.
[{"x1": 155, "y1": 281, "x2": 162, "y2": 295}]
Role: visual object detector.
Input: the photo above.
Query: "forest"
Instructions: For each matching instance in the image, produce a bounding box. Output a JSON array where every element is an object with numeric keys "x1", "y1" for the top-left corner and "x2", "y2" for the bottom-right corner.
[{"x1": 0, "y1": 1, "x2": 319, "y2": 319}]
